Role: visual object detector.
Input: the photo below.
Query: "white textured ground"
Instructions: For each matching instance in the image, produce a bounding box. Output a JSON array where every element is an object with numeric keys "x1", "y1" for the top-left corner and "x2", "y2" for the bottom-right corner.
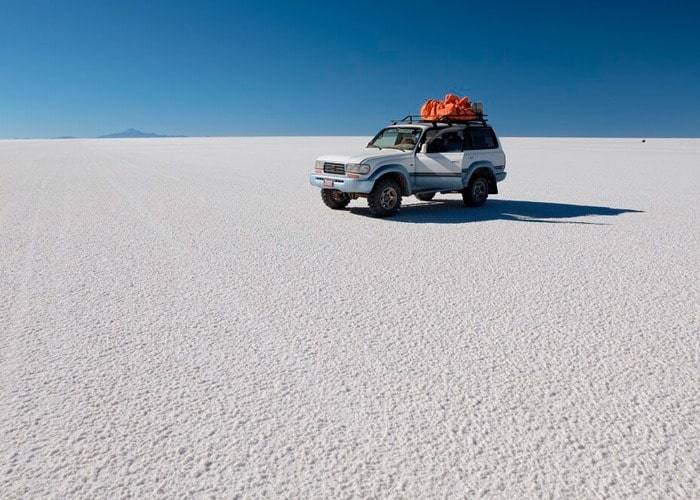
[{"x1": 1, "y1": 137, "x2": 698, "y2": 498}]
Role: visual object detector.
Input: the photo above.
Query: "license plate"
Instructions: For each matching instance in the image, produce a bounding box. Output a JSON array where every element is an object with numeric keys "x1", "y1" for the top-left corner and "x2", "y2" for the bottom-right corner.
[{"x1": 323, "y1": 178, "x2": 334, "y2": 188}]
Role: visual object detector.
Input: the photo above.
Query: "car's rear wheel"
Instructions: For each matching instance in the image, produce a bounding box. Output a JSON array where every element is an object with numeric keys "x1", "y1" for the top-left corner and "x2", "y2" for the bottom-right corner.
[
  {"x1": 368, "y1": 178, "x2": 402, "y2": 217},
  {"x1": 321, "y1": 189, "x2": 351, "y2": 209},
  {"x1": 462, "y1": 175, "x2": 489, "y2": 207}
]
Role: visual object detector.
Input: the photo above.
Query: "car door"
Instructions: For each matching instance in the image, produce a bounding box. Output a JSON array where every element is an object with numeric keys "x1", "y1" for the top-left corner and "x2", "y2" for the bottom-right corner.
[{"x1": 414, "y1": 128, "x2": 465, "y2": 191}]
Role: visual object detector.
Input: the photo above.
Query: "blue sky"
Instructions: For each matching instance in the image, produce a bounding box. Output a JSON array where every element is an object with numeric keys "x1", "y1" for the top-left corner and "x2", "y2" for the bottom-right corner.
[{"x1": 1, "y1": 0, "x2": 698, "y2": 138}]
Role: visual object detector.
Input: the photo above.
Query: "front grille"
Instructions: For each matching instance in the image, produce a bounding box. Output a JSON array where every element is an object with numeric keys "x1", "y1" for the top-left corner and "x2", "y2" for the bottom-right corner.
[{"x1": 323, "y1": 162, "x2": 345, "y2": 175}]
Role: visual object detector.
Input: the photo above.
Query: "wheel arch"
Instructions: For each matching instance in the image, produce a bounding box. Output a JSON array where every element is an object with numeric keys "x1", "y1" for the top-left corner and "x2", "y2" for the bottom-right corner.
[
  {"x1": 369, "y1": 165, "x2": 411, "y2": 195},
  {"x1": 463, "y1": 162, "x2": 498, "y2": 194}
]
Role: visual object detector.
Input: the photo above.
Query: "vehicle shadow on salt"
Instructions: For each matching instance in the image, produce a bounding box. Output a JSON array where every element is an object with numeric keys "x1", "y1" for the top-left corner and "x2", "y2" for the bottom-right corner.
[{"x1": 350, "y1": 199, "x2": 644, "y2": 224}]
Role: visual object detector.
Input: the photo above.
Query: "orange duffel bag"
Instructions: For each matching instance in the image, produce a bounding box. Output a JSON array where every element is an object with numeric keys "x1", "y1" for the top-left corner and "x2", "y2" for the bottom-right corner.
[{"x1": 420, "y1": 94, "x2": 478, "y2": 121}]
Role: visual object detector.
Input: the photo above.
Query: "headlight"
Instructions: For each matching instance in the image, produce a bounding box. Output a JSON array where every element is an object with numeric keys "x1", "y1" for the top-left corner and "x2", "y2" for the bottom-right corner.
[
  {"x1": 315, "y1": 160, "x2": 325, "y2": 169},
  {"x1": 346, "y1": 163, "x2": 371, "y2": 174}
]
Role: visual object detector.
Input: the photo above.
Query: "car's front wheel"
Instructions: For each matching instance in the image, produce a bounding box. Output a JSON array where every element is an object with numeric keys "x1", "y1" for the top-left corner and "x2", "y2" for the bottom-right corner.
[
  {"x1": 321, "y1": 189, "x2": 351, "y2": 209},
  {"x1": 462, "y1": 175, "x2": 489, "y2": 207},
  {"x1": 368, "y1": 178, "x2": 402, "y2": 217}
]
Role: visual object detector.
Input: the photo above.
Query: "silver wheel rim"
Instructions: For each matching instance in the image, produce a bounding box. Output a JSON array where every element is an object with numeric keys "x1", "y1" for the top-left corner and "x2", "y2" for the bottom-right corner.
[
  {"x1": 380, "y1": 187, "x2": 398, "y2": 209},
  {"x1": 473, "y1": 179, "x2": 487, "y2": 202}
]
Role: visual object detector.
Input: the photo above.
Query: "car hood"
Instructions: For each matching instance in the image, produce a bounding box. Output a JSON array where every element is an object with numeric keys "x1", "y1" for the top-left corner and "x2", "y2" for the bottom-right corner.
[{"x1": 317, "y1": 148, "x2": 412, "y2": 165}]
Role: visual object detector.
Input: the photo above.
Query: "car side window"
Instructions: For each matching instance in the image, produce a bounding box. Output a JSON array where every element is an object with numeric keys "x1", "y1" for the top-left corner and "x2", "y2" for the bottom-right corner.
[
  {"x1": 425, "y1": 129, "x2": 465, "y2": 153},
  {"x1": 463, "y1": 130, "x2": 474, "y2": 150},
  {"x1": 484, "y1": 128, "x2": 498, "y2": 148},
  {"x1": 467, "y1": 127, "x2": 498, "y2": 150},
  {"x1": 444, "y1": 131, "x2": 464, "y2": 152},
  {"x1": 424, "y1": 130, "x2": 443, "y2": 153}
]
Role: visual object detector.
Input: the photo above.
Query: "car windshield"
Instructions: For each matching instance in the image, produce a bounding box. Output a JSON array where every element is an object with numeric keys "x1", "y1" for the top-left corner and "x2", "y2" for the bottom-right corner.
[{"x1": 367, "y1": 127, "x2": 422, "y2": 151}]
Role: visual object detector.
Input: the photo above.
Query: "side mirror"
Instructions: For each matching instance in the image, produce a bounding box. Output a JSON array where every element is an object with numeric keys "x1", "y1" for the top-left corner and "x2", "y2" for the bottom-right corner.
[{"x1": 420, "y1": 143, "x2": 427, "y2": 154}]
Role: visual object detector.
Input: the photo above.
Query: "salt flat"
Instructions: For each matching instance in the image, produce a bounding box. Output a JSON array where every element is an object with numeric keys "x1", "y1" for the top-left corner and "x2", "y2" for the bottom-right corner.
[{"x1": 1, "y1": 137, "x2": 698, "y2": 498}]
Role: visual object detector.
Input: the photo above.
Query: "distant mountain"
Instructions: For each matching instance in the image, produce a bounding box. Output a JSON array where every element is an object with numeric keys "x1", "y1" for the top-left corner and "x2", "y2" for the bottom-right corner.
[{"x1": 97, "y1": 128, "x2": 180, "y2": 139}]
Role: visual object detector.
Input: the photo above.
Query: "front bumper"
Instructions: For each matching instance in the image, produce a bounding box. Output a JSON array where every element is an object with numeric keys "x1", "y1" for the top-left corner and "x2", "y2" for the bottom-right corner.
[{"x1": 309, "y1": 174, "x2": 374, "y2": 194}]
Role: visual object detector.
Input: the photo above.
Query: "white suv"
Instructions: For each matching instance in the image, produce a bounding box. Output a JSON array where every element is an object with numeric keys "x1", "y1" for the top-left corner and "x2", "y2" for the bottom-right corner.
[{"x1": 309, "y1": 115, "x2": 506, "y2": 217}]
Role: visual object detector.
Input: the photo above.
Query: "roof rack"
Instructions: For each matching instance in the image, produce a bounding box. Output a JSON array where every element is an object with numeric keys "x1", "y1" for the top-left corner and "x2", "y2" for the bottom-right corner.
[{"x1": 390, "y1": 114, "x2": 489, "y2": 126}]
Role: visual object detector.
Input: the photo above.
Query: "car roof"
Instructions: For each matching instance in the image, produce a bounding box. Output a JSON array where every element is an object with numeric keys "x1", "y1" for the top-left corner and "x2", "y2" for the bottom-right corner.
[{"x1": 385, "y1": 122, "x2": 490, "y2": 131}]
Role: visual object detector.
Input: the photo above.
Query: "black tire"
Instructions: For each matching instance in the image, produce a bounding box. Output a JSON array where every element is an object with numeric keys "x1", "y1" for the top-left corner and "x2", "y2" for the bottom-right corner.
[
  {"x1": 462, "y1": 175, "x2": 489, "y2": 207},
  {"x1": 321, "y1": 189, "x2": 351, "y2": 210},
  {"x1": 367, "y1": 178, "x2": 402, "y2": 217},
  {"x1": 415, "y1": 192, "x2": 435, "y2": 202}
]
